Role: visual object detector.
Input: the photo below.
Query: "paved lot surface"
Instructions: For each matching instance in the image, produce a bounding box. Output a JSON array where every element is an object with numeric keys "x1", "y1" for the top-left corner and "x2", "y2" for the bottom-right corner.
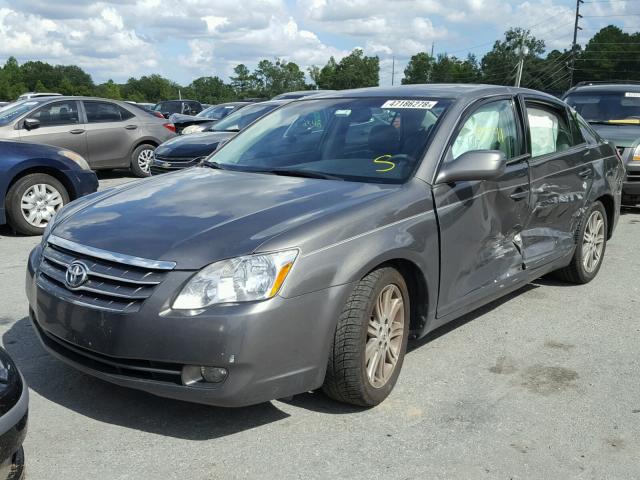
[{"x1": 1, "y1": 172, "x2": 639, "y2": 480}]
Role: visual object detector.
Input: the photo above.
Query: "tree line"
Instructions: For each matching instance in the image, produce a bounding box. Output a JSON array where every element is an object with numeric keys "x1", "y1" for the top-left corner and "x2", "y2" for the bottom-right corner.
[{"x1": 0, "y1": 25, "x2": 637, "y2": 104}]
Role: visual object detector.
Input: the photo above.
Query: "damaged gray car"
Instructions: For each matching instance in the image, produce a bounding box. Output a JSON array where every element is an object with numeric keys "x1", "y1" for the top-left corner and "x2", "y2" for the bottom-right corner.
[{"x1": 27, "y1": 85, "x2": 624, "y2": 408}]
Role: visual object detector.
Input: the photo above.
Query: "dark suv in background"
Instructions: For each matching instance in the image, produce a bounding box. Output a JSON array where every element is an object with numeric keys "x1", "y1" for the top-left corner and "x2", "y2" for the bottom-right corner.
[{"x1": 564, "y1": 81, "x2": 640, "y2": 205}]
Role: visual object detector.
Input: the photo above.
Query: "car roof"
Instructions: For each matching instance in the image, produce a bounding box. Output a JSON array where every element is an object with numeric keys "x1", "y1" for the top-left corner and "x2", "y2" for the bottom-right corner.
[
  {"x1": 297, "y1": 84, "x2": 559, "y2": 102},
  {"x1": 566, "y1": 82, "x2": 640, "y2": 94}
]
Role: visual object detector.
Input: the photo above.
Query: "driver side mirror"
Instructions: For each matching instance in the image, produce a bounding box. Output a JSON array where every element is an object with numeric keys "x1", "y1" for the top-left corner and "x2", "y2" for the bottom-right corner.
[
  {"x1": 436, "y1": 150, "x2": 506, "y2": 184},
  {"x1": 23, "y1": 118, "x2": 40, "y2": 131}
]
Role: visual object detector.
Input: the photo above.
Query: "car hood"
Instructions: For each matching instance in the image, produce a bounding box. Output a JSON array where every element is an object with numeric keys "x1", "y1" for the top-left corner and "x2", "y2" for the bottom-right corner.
[
  {"x1": 154, "y1": 132, "x2": 236, "y2": 158},
  {"x1": 590, "y1": 124, "x2": 640, "y2": 148},
  {"x1": 52, "y1": 168, "x2": 401, "y2": 270}
]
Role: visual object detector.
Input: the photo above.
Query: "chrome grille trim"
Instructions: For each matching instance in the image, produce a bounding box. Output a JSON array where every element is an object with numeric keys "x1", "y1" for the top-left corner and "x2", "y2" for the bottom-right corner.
[{"x1": 48, "y1": 235, "x2": 176, "y2": 270}]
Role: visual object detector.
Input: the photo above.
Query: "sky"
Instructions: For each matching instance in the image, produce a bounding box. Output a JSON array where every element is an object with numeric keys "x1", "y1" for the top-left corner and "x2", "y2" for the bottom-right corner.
[{"x1": 0, "y1": 0, "x2": 636, "y2": 86}]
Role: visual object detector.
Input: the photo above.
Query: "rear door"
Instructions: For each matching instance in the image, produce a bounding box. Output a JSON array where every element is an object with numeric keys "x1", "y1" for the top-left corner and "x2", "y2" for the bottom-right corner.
[
  {"x1": 520, "y1": 97, "x2": 595, "y2": 269},
  {"x1": 433, "y1": 96, "x2": 531, "y2": 318},
  {"x1": 18, "y1": 100, "x2": 88, "y2": 158},
  {"x1": 82, "y1": 101, "x2": 141, "y2": 168}
]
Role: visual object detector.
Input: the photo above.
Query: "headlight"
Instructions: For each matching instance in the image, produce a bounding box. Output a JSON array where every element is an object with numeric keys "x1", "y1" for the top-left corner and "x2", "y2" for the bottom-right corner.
[
  {"x1": 172, "y1": 250, "x2": 298, "y2": 309},
  {"x1": 182, "y1": 124, "x2": 206, "y2": 135},
  {"x1": 633, "y1": 144, "x2": 640, "y2": 162},
  {"x1": 59, "y1": 149, "x2": 91, "y2": 170}
]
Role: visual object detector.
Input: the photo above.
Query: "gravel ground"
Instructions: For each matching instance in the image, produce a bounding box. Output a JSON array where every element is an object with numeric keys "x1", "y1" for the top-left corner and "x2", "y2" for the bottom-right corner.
[{"x1": 0, "y1": 171, "x2": 638, "y2": 480}]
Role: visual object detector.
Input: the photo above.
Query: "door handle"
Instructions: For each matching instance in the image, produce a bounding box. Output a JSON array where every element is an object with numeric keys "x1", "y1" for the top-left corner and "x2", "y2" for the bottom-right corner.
[
  {"x1": 509, "y1": 190, "x2": 529, "y2": 201},
  {"x1": 578, "y1": 168, "x2": 592, "y2": 178},
  {"x1": 124, "y1": 125, "x2": 138, "y2": 130},
  {"x1": 69, "y1": 129, "x2": 85, "y2": 135}
]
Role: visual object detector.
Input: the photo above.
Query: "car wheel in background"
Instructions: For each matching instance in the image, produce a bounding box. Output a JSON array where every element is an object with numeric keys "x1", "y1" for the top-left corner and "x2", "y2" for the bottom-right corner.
[
  {"x1": 130, "y1": 144, "x2": 155, "y2": 177},
  {"x1": 323, "y1": 267, "x2": 410, "y2": 406},
  {"x1": 5, "y1": 173, "x2": 70, "y2": 236},
  {"x1": 555, "y1": 201, "x2": 608, "y2": 284}
]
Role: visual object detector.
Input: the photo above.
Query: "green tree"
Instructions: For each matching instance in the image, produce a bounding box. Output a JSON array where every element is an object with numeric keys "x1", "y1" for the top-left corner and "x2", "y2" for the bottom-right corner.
[
  {"x1": 402, "y1": 52, "x2": 435, "y2": 84},
  {"x1": 184, "y1": 76, "x2": 235, "y2": 104},
  {"x1": 312, "y1": 49, "x2": 379, "y2": 90},
  {"x1": 253, "y1": 58, "x2": 308, "y2": 97},
  {"x1": 481, "y1": 28, "x2": 545, "y2": 86},
  {"x1": 230, "y1": 64, "x2": 260, "y2": 97},
  {"x1": 96, "y1": 80, "x2": 122, "y2": 100}
]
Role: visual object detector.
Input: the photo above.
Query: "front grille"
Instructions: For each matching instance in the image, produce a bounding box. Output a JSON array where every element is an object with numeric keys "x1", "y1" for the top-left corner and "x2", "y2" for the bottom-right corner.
[
  {"x1": 37, "y1": 236, "x2": 174, "y2": 313},
  {"x1": 32, "y1": 316, "x2": 183, "y2": 385}
]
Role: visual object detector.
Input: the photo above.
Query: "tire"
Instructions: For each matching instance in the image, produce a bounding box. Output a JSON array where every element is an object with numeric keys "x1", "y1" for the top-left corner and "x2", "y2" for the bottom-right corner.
[
  {"x1": 5, "y1": 173, "x2": 70, "y2": 236},
  {"x1": 323, "y1": 267, "x2": 410, "y2": 406},
  {"x1": 130, "y1": 144, "x2": 155, "y2": 178},
  {"x1": 555, "y1": 201, "x2": 608, "y2": 284}
]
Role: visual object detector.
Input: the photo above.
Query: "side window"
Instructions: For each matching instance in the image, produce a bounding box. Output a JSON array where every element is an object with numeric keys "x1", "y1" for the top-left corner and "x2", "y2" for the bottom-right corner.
[
  {"x1": 526, "y1": 104, "x2": 574, "y2": 157},
  {"x1": 84, "y1": 101, "x2": 125, "y2": 123},
  {"x1": 119, "y1": 106, "x2": 135, "y2": 121},
  {"x1": 451, "y1": 99, "x2": 519, "y2": 160},
  {"x1": 574, "y1": 110, "x2": 599, "y2": 145},
  {"x1": 30, "y1": 101, "x2": 79, "y2": 127}
]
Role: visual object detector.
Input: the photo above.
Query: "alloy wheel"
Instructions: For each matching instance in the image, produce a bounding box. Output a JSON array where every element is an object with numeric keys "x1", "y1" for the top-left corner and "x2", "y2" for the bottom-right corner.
[
  {"x1": 137, "y1": 149, "x2": 154, "y2": 173},
  {"x1": 582, "y1": 210, "x2": 605, "y2": 273},
  {"x1": 20, "y1": 183, "x2": 63, "y2": 228},
  {"x1": 365, "y1": 284, "x2": 405, "y2": 388}
]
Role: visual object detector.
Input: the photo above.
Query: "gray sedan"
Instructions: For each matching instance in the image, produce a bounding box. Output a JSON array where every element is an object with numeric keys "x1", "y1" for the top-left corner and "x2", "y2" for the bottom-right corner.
[
  {"x1": 27, "y1": 85, "x2": 624, "y2": 408},
  {"x1": 0, "y1": 97, "x2": 176, "y2": 177}
]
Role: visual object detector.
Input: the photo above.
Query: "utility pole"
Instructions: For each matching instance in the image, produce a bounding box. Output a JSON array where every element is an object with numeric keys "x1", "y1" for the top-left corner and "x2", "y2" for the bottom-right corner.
[
  {"x1": 514, "y1": 33, "x2": 528, "y2": 87},
  {"x1": 569, "y1": 0, "x2": 584, "y2": 87},
  {"x1": 391, "y1": 56, "x2": 395, "y2": 86}
]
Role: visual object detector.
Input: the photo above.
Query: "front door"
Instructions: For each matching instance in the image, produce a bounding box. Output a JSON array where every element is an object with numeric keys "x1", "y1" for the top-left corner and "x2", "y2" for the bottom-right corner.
[
  {"x1": 19, "y1": 100, "x2": 89, "y2": 158},
  {"x1": 433, "y1": 97, "x2": 531, "y2": 318},
  {"x1": 520, "y1": 99, "x2": 594, "y2": 269}
]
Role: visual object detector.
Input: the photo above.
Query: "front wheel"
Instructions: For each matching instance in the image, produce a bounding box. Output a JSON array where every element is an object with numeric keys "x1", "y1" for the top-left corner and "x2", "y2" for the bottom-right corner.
[
  {"x1": 130, "y1": 144, "x2": 155, "y2": 177},
  {"x1": 5, "y1": 173, "x2": 70, "y2": 235},
  {"x1": 323, "y1": 267, "x2": 410, "y2": 406},
  {"x1": 555, "y1": 201, "x2": 608, "y2": 284}
]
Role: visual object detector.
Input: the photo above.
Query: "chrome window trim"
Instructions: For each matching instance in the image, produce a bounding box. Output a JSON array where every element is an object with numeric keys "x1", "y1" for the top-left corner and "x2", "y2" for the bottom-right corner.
[{"x1": 48, "y1": 235, "x2": 176, "y2": 270}]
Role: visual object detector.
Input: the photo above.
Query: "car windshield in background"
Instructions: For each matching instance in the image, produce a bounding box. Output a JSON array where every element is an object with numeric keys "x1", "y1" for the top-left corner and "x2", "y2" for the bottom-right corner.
[
  {"x1": 198, "y1": 105, "x2": 237, "y2": 120},
  {"x1": 212, "y1": 103, "x2": 280, "y2": 132},
  {"x1": 565, "y1": 92, "x2": 640, "y2": 124},
  {"x1": 0, "y1": 100, "x2": 43, "y2": 126},
  {"x1": 153, "y1": 102, "x2": 181, "y2": 114},
  {"x1": 209, "y1": 97, "x2": 451, "y2": 184}
]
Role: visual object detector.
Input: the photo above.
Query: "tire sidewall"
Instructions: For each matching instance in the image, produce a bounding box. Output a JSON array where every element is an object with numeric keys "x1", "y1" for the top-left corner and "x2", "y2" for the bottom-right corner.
[
  {"x1": 574, "y1": 201, "x2": 608, "y2": 282},
  {"x1": 130, "y1": 144, "x2": 155, "y2": 177},
  {"x1": 6, "y1": 173, "x2": 70, "y2": 236},
  {"x1": 357, "y1": 268, "x2": 410, "y2": 405}
]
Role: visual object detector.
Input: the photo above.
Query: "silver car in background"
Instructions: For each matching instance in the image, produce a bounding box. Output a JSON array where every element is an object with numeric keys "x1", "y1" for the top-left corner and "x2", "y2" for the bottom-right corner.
[{"x1": 0, "y1": 96, "x2": 177, "y2": 177}]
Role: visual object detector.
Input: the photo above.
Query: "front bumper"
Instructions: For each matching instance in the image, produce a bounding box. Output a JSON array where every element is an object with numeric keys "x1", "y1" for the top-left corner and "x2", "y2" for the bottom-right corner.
[
  {"x1": 150, "y1": 157, "x2": 200, "y2": 175},
  {"x1": 622, "y1": 158, "x2": 640, "y2": 202},
  {"x1": 27, "y1": 245, "x2": 353, "y2": 407},
  {"x1": 0, "y1": 373, "x2": 28, "y2": 480},
  {"x1": 72, "y1": 170, "x2": 99, "y2": 197}
]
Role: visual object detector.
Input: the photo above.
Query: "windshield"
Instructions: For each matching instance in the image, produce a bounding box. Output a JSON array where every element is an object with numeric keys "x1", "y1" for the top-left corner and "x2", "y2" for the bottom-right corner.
[
  {"x1": 0, "y1": 100, "x2": 44, "y2": 126},
  {"x1": 209, "y1": 97, "x2": 451, "y2": 184},
  {"x1": 212, "y1": 103, "x2": 280, "y2": 132},
  {"x1": 153, "y1": 102, "x2": 181, "y2": 114},
  {"x1": 197, "y1": 104, "x2": 238, "y2": 120},
  {"x1": 565, "y1": 91, "x2": 640, "y2": 124}
]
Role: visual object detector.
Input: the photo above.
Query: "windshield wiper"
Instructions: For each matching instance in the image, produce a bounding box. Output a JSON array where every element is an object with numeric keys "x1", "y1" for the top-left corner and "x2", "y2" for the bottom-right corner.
[
  {"x1": 587, "y1": 120, "x2": 614, "y2": 125},
  {"x1": 201, "y1": 161, "x2": 227, "y2": 170},
  {"x1": 263, "y1": 168, "x2": 344, "y2": 181},
  {"x1": 224, "y1": 128, "x2": 240, "y2": 132}
]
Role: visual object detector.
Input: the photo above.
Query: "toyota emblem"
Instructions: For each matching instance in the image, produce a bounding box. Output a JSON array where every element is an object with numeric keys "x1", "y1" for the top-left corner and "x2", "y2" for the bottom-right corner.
[{"x1": 65, "y1": 261, "x2": 89, "y2": 289}]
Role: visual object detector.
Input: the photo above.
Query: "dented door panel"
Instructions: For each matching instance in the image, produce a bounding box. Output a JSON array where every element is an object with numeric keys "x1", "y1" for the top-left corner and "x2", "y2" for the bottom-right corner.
[{"x1": 433, "y1": 158, "x2": 530, "y2": 318}]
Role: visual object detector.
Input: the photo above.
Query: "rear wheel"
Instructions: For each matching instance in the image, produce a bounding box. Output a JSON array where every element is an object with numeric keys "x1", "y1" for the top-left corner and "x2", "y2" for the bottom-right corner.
[
  {"x1": 5, "y1": 173, "x2": 69, "y2": 235},
  {"x1": 555, "y1": 201, "x2": 608, "y2": 284},
  {"x1": 323, "y1": 267, "x2": 410, "y2": 406},
  {"x1": 130, "y1": 144, "x2": 155, "y2": 177}
]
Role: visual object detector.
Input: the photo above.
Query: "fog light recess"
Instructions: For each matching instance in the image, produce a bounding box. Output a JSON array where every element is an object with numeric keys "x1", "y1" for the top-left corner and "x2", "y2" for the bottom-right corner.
[{"x1": 182, "y1": 365, "x2": 228, "y2": 386}]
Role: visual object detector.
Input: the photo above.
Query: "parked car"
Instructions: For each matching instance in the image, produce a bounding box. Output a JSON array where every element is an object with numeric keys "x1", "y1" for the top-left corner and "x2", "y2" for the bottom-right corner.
[
  {"x1": 0, "y1": 347, "x2": 28, "y2": 480},
  {"x1": 17, "y1": 92, "x2": 62, "y2": 101},
  {"x1": 0, "y1": 96, "x2": 176, "y2": 177},
  {"x1": 564, "y1": 81, "x2": 640, "y2": 205},
  {"x1": 171, "y1": 102, "x2": 253, "y2": 134},
  {"x1": 151, "y1": 100, "x2": 287, "y2": 174},
  {"x1": 151, "y1": 100, "x2": 203, "y2": 119},
  {"x1": 1, "y1": 140, "x2": 98, "y2": 235},
  {"x1": 27, "y1": 85, "x2": 623, "y2": 408},
  {"x1": 271, "y1": 90, "x2": 335, "y2": 100}
]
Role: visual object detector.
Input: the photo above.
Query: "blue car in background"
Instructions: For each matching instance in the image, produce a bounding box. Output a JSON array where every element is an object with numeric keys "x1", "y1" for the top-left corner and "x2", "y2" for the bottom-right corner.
[{"x1": 1, "y1": 140, "x2": 98, "y2": 235}]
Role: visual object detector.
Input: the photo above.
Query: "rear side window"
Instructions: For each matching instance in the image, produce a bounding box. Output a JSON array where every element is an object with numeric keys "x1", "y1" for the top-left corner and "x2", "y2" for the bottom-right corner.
[
  {"x1": 526, "y1": 104, "x2": 574, "y2": 157},
  {"x1": 451, "y1": 99, "x2": 520, "y2": 160},
  {"x1": 31, "y1": 101, "x2": 79, "y2": 126},
  {"x1": 84, "y1": 101, "x2": 134, "y2": 123}
]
